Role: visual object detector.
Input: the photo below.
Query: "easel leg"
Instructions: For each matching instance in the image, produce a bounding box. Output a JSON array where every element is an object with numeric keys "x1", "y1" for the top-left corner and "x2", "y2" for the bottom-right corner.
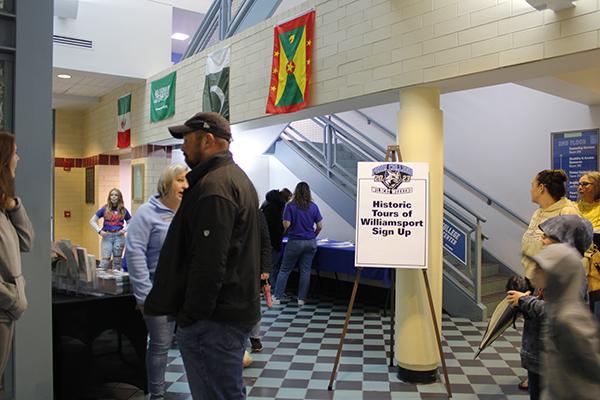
[
  {"x1": 328, "y1": 268, "x2": 362, "y2": 391},
  {"x1": 422, "y1": 269, "x2": 452, "y2": 398},
  {"x1": 389, "y1": 269, "x2": 395, "y2": 367}
]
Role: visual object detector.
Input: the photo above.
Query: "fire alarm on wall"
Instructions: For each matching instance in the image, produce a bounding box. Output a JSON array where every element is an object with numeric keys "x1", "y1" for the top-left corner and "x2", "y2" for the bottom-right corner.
[{"x1": 64, "y1": 211, "x2": 71, "y2": 218}]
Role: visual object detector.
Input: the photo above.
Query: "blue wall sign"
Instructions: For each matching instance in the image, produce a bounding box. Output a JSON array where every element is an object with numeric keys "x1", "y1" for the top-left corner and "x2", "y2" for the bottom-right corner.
[
  {"x1": 551, "y1": 129, "x2": 599, "y2": 201},
  {"x1": 443, "y1": 219, "x2": 467, "y2": 266}
]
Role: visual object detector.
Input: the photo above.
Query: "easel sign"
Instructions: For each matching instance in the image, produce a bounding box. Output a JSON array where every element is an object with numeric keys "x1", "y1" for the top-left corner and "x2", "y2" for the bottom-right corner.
[{"x1": 355, "y1": 162, "x2": 429, "y2": 269}]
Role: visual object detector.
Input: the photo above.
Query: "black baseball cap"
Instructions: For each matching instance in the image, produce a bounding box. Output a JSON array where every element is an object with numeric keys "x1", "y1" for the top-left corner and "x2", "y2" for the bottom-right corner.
[{"x1": 168, "y1": 112, "x2": 231, "y2": 141}]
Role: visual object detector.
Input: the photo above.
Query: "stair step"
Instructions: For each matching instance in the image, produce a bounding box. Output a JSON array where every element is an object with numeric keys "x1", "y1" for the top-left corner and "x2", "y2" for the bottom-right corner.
[
  {"x1": 481, "y1": 291, "x2": 507, "y2": 319},
  {"x1": 481, "y1": 261, "x2": 499, "y2": 277},
  {"x1": 482, "y1": 274, "x2": 509, "y2": 295}
]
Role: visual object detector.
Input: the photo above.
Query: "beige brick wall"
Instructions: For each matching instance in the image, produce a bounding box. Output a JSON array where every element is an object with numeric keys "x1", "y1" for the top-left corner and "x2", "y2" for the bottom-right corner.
[
  {"x1": 130, "y1": 152, "x2": 171, "y2": 213},
  {"x1": 55, "y1": 110, "x2": 85, "y2": 158},
  {"x1": 76, "y1": 0, "x2": 600, "y2": 155}
]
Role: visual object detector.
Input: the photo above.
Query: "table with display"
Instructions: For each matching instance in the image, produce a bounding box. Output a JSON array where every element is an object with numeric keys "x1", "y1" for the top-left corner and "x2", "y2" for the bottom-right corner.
[
  {"x1": 282, "y1": 238, "x2": 392, "y2": 288},
  {"x1": 52, "y1": 290, "x2": 147, "y2": 399}
]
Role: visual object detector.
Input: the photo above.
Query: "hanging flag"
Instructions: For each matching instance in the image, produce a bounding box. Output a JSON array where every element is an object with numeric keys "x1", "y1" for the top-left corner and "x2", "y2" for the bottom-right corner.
[
  {"x1": 150, "y1": 71, "x2": 176, "y2": 122},
  {"x1": 117, "y1": 93, "x2": 131, "y2": 148},
  {"x1": 266, "y1": 10, "x2": 315, "y2": 114},
  {"x1": 203, "y1": 46, "x2": 230, "y2": 121}
]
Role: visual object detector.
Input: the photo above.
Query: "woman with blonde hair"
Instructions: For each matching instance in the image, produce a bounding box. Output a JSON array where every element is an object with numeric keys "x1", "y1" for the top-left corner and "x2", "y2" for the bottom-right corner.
[
  {"x1": 89, "y1": 188, "x2": 131, "y2": 270},
  {"x1": 126, "y1": 164, "x2": 188, "y2": 400},
  {"x1": 0, "y1": 132, "x2": 34, "y2": 376},
  {"x1": 577, "y1": 171, "x2": 600, "y2": 229}
]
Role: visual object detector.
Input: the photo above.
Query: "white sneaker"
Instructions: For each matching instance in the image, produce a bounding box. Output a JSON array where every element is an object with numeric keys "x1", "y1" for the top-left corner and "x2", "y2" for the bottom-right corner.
[
  {"x1": 272, "y1": 296, "x2": 281, "y2": 305},
  {"x1": 297, "y1": 299, "x2": 305, "y2": 306}
]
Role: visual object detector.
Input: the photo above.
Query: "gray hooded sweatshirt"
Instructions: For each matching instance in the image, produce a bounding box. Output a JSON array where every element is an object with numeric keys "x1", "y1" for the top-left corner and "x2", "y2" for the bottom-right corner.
[
  {"x1": 532, "y1": 243, "x2": 600, "y2": 400},
  {"x1": 0, "y1": 198, "x2": 33, "y2": 320}
]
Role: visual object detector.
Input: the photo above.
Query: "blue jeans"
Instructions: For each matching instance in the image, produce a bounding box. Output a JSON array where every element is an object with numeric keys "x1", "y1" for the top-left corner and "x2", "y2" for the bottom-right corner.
[
  {"x1": 100, "y1": 232, "x2": 125, "y2": 269},
  {"x1": 269, "y1": 248, "x2": 282, "y2": 289},
  {"x1": 176, "y1": 319, "x2": 251, "y2": 400},
  {"x1": 143, "y1": 315, "x2": 176, "y2": 400},
  {"x1": 273, "y1": 239, "x2": 317, "y2": 301}
]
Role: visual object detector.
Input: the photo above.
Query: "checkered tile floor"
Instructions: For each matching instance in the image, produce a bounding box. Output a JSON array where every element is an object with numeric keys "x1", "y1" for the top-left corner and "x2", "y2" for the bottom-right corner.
[{"x1": 152, "y1": 296, "x2": 527, "y2": 400}]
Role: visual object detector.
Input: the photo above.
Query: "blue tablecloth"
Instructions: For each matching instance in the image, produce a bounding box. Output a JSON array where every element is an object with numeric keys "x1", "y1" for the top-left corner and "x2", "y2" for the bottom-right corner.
[{"x1": 283, "y1": 239, "x2": 392, "y2": 288}]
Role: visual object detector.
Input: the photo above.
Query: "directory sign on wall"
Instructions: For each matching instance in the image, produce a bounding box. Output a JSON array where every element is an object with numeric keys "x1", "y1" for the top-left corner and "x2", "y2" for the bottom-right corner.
[
  {"x1": 355, "y1": 162, "x2": 429, "y2": 269},
  {"x1": 551, "y1": 129, "x2": 599, "y2": 201}
]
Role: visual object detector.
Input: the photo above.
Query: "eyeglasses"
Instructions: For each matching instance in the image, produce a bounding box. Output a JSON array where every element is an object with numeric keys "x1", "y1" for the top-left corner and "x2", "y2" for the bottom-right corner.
[{"x1": 578, "y1": 182, "x2": 592, "y2": 187}]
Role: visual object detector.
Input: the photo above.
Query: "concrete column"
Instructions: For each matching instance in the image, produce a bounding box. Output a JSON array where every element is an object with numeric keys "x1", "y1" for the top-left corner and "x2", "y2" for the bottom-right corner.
[{"x1": 395, "y1": 87, "x2": 444, "y2": 382}]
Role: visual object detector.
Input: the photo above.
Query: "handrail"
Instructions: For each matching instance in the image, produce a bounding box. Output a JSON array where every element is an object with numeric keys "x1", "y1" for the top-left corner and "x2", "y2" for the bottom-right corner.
[
  {"x1": 444, "y1": 192, "x2": 487, "y2": 223},
  {"x1": 183, "y1": 0, "x2": 221, "y2": 58},
  {"x1": 326, "y1": 115, "x2": 387, "y2": 157},
  {"x1": 314, "y1": 117, "x2": 382, "y2": 161},
  {"x1": 445, "y1": 167, "x2": 529, "y2": 227},
  {"x1": 354, "y1": 110, "x2": 396, "y2": 140}
]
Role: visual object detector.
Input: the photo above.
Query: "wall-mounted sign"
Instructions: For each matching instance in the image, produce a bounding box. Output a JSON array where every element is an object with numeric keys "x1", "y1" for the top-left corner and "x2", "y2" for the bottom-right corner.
[
  {"x1": 443, "y1": 218, "x2": 467, "y2": 266},
  {"x1": 355, "y1": 162, "x2": 429, "y2": 269},
  {"x1": 85, "y1": 166, "x2": 94, "y2": 204},
  {"x1": 551, "y1": 129, "x2": 599, "y2": 201},
  {"x1": 132, "y1": 164, "x2": 145, "y2": 203}
]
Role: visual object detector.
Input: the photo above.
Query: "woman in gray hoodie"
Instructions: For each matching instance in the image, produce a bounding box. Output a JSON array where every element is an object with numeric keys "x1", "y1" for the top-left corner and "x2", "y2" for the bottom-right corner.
[
  {"x1": 0, "y1": 132, "x2": 34, "y2": 376},
  {"x1": 125, "y1": 164, "x2": 188, "y2": 400}
]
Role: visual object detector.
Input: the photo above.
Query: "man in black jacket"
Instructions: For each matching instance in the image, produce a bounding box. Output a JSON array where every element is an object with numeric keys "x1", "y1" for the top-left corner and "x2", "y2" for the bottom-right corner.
[{"x1": 145, "y1": 112, "x2": 261, "y2": 399}]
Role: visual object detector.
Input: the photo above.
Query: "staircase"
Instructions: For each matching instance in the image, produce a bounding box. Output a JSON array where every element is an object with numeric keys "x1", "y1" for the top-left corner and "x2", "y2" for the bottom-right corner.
[{"x1": 272, "y1": 111, "x2": 519, "y2": 321}]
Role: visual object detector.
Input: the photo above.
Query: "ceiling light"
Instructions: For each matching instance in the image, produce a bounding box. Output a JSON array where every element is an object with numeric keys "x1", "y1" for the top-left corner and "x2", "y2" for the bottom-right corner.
[
  {"x1": 171, "y1": 32, "x2": 190, "y2": 41},
  {"x1": 57, "y1": 74, "x2": 72, "y2": 79}
]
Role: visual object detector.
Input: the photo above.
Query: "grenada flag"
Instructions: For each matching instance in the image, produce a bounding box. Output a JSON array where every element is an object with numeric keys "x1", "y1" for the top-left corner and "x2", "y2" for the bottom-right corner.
[{"x1": 266, "y1": 10, "x2": 315, "y2": 114}]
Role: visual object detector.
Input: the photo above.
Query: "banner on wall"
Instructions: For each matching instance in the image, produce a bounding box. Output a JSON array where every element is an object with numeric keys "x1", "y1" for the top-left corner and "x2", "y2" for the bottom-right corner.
[
  {"x1": 150, "y1": 71, "x2": 176, "y2": 122},
  {"x1": 355, "y1": 162, "x2": 429, "y2": 269},
  {"x1": 117, "y1": 93, "x2": 131, "y2": 148},
  {"x1": 203, "y1": 46, "x2": 230, "y2": 121},
  {"x1": 266, "y1": 10, "x2": 315, "y2": 114}
]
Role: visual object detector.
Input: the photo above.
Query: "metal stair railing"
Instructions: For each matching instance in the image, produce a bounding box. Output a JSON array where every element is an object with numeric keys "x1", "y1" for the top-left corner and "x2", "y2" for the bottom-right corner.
[{"x1": 279, "y1": 112, "x2": 505, "y2": 304}]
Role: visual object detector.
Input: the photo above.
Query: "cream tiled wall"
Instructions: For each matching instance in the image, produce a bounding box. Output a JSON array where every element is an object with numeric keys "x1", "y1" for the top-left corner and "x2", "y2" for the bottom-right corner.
[
  {"x1": 76, "y1": 0, "x2": 600, "y2": 155},
  {"x1": 53, "y1": 168, "x2": 85, "y2": 244},
  {"x1": 55, "y1": 110, "x2": 85, "y2": 158}
]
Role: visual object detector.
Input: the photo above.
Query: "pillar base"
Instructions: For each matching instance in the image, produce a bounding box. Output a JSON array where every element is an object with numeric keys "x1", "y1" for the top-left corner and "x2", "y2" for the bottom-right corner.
[{"x1": 397, "y1": 366, "x2": 438, "y2": 384}]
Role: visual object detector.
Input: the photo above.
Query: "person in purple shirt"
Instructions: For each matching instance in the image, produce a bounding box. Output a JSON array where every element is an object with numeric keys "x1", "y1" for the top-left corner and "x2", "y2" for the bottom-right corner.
[
  {"x1": 273, "y1": 182, "x2": 323, "y2": 306},
  {"x1": 89, "y1": 188, "x2": 132, "y2": 270}
]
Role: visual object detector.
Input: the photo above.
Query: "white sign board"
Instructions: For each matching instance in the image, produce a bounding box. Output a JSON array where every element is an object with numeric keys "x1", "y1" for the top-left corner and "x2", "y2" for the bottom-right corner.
[{"x1": 355, "y1": 162, "x2": 429, "y2": 269}]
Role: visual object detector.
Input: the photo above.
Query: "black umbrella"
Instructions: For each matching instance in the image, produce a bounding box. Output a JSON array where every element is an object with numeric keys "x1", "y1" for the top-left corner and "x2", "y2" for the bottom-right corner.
[{"x1": 474, "y1": 297, "x2": 517, "y2": 359}]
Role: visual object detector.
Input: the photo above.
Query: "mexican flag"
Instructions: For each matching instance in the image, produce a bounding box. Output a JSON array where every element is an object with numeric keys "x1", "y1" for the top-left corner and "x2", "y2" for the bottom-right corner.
[
  {"x1": 117, "y1": 93, "x2": 131, "y2": 148},
  {"x1": 203, "y1": 46, "x2": 230, "y2": 121},
  {"x1": 266, "y1": 10, "x2": 315, "y2": 114}
]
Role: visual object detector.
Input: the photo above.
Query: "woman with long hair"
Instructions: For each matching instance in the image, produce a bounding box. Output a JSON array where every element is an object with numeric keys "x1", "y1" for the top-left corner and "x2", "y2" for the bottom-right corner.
[
  {"x1": 272, "y1": 182, "x2": 323, "y2": 306},
  {"x1": 89, "y1": 188, "x2": 131, "y2": 270},
  {"x1": 125, "y1": 164, "x2": 188, "y2": 400},
  {"x1": 0, "y1": 131, "x2": 34, "y2": 376}
]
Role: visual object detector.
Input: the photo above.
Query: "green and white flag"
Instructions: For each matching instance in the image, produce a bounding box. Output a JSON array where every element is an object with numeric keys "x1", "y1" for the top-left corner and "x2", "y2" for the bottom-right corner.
[
  {"x1": 150, "y1": 71, "x2": 176, "y2": 122},
  {"x1": 203, "y1": 46, "x2": 230, "y2": 121},
  {"x1": 117, "y1": 93, "x2": 131, "y2": 148}
]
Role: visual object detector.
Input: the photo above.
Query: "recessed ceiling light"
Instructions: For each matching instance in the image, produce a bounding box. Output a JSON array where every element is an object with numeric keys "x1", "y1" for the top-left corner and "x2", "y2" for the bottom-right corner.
[
  {"x1": 57, "y1": 74, "x2": 72, "y2": 79},
  {"x1": 171, "y1": 32, "x2": 190, "y2": 41}
]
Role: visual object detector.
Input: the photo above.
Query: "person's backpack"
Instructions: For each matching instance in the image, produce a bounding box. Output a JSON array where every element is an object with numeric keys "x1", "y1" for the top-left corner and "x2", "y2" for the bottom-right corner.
[{"x1": 585, "y1": 245, "x2": 600, "y2": 293}]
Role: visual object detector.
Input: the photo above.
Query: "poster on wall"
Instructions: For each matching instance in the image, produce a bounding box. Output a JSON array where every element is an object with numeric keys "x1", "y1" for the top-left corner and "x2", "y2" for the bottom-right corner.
[
  {"x1": 443, "y1": 218, "x2": 467, "y2": 266},
  {"x1": 355, "y1": 162, "x2": 429, "y2": 269},
  {"x1": 132, "y1": 164, "x2": 145, "y2": 203},
  {"x1": 150, "y1": 72, "x2": 176, "y2": 122},
  {"x1": 551, "y1": 129, "x2": 599, "y2": 201}
]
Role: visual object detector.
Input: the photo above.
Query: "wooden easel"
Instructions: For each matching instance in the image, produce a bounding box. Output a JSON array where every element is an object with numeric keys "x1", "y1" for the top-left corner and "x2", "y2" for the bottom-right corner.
[{"x1": 327, "y1": 145, "x2": 452, "y2": 398}]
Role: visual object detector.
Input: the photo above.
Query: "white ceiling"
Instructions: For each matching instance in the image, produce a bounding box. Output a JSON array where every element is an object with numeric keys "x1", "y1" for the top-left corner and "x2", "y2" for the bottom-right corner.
[{"x1": 52, "y1": 67, "x2": 144, "y2": 109}]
